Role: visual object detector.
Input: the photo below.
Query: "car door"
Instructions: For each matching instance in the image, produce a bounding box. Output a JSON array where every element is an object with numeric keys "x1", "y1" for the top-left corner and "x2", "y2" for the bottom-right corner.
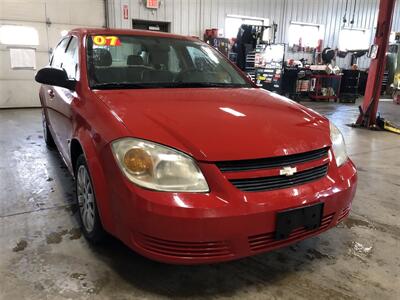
[
  {"x1": 44, "y1": 37, "x2": 70, "y2": 147},
  {"x1": 46, "y1": 36, "x2": 79, "y2": 167}
]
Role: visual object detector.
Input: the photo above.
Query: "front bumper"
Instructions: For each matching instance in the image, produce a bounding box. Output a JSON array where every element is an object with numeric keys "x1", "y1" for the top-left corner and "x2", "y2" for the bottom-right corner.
[{"x1": 104, "y1": 155, "x2": 357, "y2": 264}]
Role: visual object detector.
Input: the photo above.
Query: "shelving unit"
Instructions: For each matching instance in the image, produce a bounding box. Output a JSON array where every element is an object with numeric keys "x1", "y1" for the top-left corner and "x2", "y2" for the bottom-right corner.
[{"x1": 309, "y1": 74, "x2": 342, "y2": 102}]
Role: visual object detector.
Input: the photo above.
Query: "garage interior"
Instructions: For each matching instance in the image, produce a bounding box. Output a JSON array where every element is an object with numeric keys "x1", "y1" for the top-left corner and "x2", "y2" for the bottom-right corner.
[{"x1": 0, "y1": 0, "x2": 399, "y2": 299}]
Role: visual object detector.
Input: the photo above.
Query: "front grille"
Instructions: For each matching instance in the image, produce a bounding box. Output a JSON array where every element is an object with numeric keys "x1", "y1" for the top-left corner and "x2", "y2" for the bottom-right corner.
[
  {"x1": 229, "y1": 164, "x2": 328, "y2": 192},
  {"x1": 248, "y1": 213, "x2": 334, "y2": 252},
  {"x1": 136, "y1": 234, "x2": 233, "y2": 259},
  {"x1": 216, "y1": 147, "x2": 329, "y2": 172}
]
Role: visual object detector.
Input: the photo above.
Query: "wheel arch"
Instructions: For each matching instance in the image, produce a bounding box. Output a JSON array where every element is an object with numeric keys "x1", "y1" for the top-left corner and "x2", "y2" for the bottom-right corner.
[
  {"x1": 70, "y1": 133, "x2": 115, "y2": 235},
  {"x1": 70, "y1": 138, "x2": 84, "y2": 174}
]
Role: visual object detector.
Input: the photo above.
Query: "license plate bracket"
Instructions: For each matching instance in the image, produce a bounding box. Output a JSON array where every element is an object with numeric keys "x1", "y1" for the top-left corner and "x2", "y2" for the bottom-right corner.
[{"x1": 275, "y1": 202, "x2": 324, "y2": 240}]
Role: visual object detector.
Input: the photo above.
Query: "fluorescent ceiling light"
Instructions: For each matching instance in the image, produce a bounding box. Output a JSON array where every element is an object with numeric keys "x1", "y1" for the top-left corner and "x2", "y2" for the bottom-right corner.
[
  {"x1": 290, "y1": 21, "x2": 321, "y2": 28},
  {"x1": 227, "y1": 14, "x2": 269, "y2": 23}
]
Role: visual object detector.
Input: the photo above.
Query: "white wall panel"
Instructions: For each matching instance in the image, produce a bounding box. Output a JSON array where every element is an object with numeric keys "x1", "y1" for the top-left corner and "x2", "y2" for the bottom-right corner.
[
  {"x1": 0, "y1": 50, "x2": 48, "y2": 80},
  {"x1": 0, "y1": 0, "x2": 105, "y2": 108},
  {"x1": 0, "y1": 0, "x2": 46, "y2": 21},
  {"x1": 0, "y1": 80, "x2": 39, "y2": 107}
]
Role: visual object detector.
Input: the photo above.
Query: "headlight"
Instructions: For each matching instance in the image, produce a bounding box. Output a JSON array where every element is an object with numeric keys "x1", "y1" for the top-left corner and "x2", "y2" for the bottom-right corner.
[
  {"x1": 111, "y1": 138, "x2": 209, "y2": 192},
  {"x1": 330, "y1": 122, "x2": 348, "y2": 167}
]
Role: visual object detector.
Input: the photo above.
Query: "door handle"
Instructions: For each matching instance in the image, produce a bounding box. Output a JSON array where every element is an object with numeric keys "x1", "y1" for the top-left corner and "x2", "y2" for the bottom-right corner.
[{"x1": 47, "y1": 89, "x2": 55, "y2": 99}]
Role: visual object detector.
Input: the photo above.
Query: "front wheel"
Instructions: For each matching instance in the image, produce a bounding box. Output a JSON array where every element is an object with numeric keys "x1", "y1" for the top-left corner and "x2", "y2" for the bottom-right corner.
[{"x1": 75, "y1": 154, "x2": 106, "y2": 243}]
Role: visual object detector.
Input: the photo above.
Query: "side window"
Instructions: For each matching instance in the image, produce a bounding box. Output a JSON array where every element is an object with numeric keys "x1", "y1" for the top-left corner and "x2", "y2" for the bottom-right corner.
[
  {"x1": 64, "y1": 37, "x2": 79, "y2": 80},
  {"x1": 51, "y1": 37, "x2": 70, "y2": 68}
]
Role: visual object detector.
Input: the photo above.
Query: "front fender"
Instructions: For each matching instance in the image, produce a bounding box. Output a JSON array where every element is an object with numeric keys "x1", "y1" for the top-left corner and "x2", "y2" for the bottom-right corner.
[
  {"x1": 73, "y1": 129, "x2": 115, "y2": 235},
  {"x1": 71, "y1": 91, "x2": 131, "y2": 237}
]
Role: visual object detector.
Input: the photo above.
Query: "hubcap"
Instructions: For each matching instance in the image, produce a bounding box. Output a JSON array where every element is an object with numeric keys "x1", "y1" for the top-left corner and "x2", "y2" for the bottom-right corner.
[{"x1": 77, "y1": 165, "x2": 95, "y2": 232}]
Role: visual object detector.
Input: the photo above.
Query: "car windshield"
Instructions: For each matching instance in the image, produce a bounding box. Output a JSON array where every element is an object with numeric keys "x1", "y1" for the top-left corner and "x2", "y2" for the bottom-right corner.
[{"x1": 86, "y1": 34, "x2": 251, "y2": 89}]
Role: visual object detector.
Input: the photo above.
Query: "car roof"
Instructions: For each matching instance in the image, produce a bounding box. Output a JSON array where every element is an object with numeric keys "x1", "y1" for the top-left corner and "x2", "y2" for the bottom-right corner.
[{"x1": 68, "y1": 27, "x2": 200, "y2": 42}]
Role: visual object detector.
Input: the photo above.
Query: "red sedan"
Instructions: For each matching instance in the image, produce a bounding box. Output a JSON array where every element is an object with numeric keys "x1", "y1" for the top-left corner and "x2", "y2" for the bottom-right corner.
[{"x1": 35, "y1": 28, "x2": 357, "y2": 264}]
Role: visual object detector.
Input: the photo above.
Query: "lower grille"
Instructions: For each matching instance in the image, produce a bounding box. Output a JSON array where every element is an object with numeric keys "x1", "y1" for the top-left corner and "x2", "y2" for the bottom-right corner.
[
  {"x1": 248, "y1": 213, "x2": 334, "y2": 252},
  {"x1": 337, "y1": 206, "x2": 351, "y2": 223},
  {"x1": 229, "y1": 164, "x2": 328, "y2": 192},
  {"x1": 136, "y1": 234, "x2": 233, "y2": 258}
]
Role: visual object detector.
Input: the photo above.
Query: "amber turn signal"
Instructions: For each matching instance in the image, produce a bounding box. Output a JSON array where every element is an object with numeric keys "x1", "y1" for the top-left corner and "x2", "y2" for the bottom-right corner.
[{"x1": 123, "y1": 148, "x2": 153, "y2": 175}]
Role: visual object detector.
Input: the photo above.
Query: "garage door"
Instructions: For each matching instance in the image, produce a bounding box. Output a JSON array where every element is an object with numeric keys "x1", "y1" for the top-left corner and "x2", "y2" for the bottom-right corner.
[{"x1": 0, "y1": 0, "x2": 105, "y2": 108}]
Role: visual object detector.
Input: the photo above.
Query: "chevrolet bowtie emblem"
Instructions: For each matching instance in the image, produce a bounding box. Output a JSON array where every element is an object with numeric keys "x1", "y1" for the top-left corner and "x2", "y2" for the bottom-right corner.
[{"x1": 280, "y1": 166, "x2": 297, "y2": 176}]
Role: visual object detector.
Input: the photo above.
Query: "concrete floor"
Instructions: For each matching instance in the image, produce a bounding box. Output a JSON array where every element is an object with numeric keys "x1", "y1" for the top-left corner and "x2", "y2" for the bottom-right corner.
[{"x1": 0, "y1": 100, "x2": 399, "y2": 300}]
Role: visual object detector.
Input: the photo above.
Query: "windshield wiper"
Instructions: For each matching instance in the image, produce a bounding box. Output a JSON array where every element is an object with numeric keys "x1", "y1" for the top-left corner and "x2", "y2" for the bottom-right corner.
[
  {"x1": 91, "y1": 82, "x2": 249, "y2": 90},
  {"x1": 91, "y1": 82, "x2": 157, "y2": 89},
  {"x1": 163, "y1": 82, "x2": 247, "y2": 88}
]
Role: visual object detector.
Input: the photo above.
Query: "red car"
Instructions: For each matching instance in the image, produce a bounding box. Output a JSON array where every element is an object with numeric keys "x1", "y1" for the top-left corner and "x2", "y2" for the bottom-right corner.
[{"x1": 35, "y1": 28, "x2": 357, "y2": 264}]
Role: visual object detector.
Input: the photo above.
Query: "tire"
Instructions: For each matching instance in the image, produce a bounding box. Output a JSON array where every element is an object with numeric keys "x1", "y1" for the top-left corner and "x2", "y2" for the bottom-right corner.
[
  {"x1": 42, "y1": 110, "x2": 55, "y2": 148},
  {"x1": 75, "y1": 154, "x2": 106, "y2": 243}
]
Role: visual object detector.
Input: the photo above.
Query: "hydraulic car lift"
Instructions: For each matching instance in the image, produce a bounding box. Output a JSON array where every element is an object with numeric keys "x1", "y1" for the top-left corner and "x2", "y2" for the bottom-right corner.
[{"x1": 355, "y1": 0, "x2": 397, "y2": 131}]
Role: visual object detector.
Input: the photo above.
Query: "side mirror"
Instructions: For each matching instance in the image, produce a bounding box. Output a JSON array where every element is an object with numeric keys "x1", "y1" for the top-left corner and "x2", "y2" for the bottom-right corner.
[{"x1": 35, "y1": 67, "x2": 76, "y2": 90}]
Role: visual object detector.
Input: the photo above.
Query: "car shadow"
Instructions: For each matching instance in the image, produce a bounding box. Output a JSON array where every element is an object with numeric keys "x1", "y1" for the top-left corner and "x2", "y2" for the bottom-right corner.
[
  {"x1": 87, "y1": 232, "x2": 326, "y2": 298},
  {"x1": 45, "y1": 146, "x2": 77, "y2": 209}
]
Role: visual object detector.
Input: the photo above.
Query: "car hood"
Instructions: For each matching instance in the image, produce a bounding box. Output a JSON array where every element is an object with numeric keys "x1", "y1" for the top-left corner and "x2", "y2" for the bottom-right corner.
[{"x1": 94, "y1": 88, "x2": 331, "y2": 161}]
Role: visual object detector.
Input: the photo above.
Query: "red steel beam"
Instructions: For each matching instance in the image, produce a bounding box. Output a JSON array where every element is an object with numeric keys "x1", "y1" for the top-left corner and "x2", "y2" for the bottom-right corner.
[{"x1": 356, "y1": 0, "x2": 396, "y2": 127}]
